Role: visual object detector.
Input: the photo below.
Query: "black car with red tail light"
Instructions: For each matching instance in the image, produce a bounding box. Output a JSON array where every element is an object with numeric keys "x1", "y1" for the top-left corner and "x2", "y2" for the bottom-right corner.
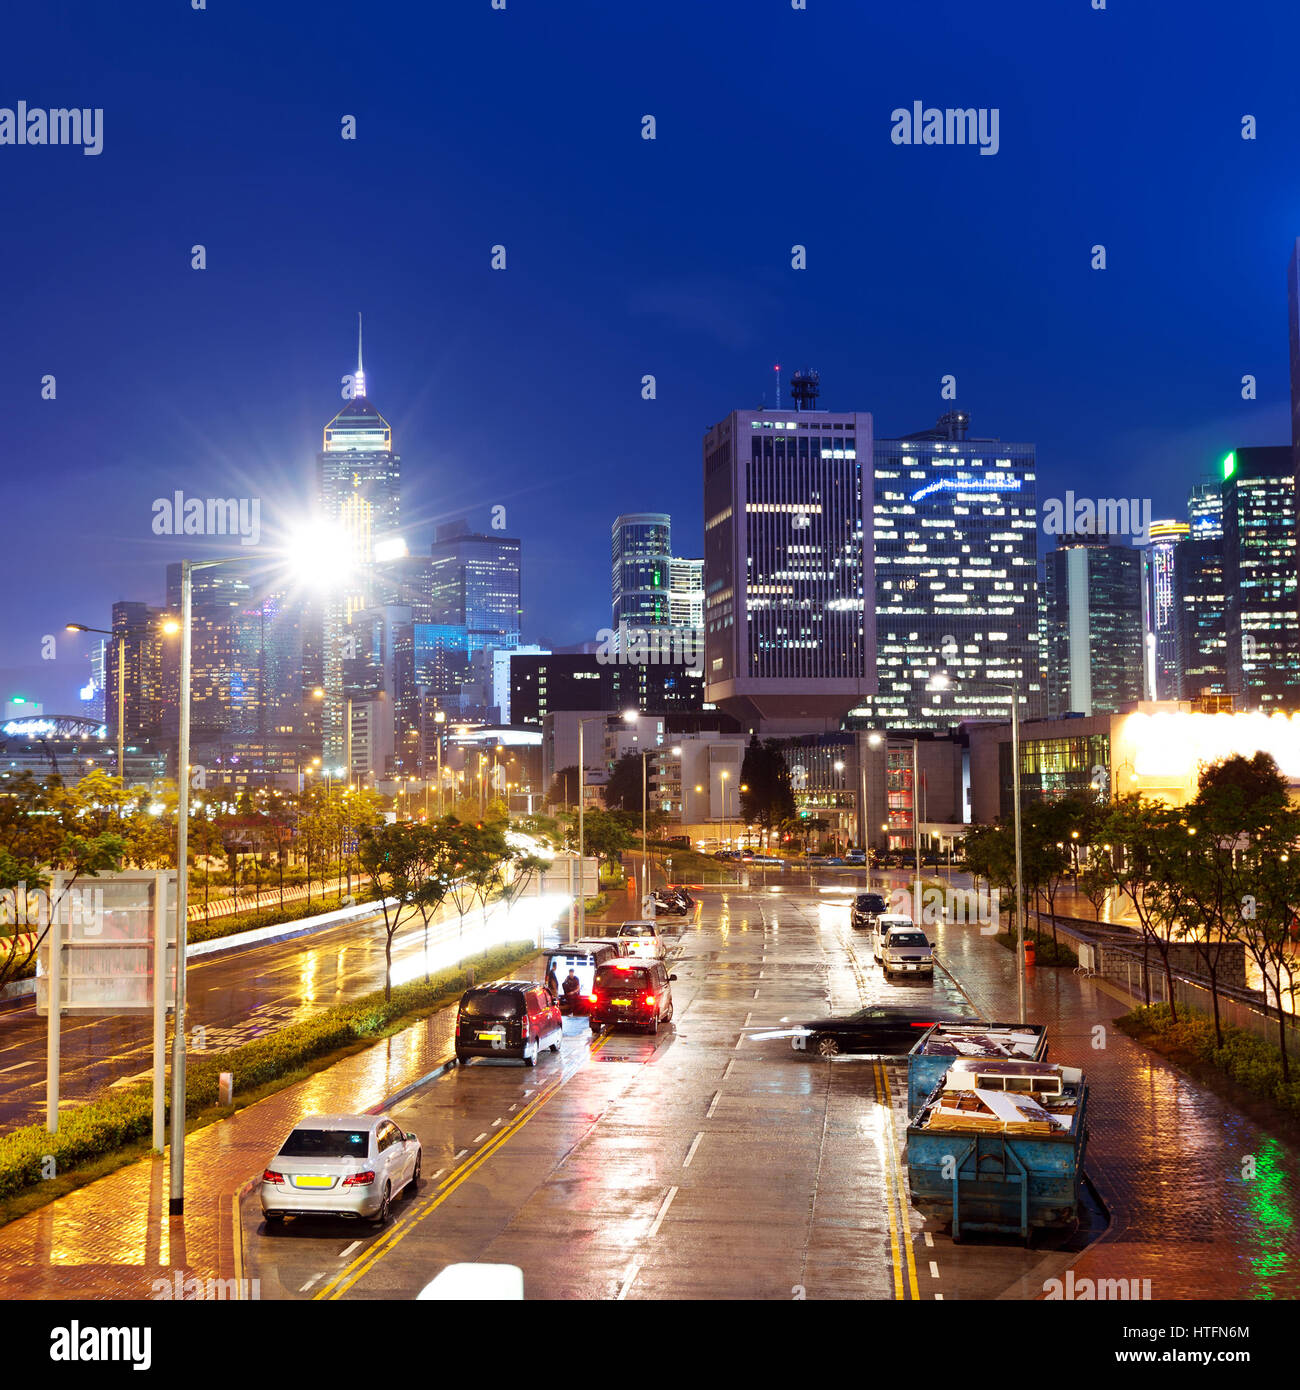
[
  {"x1": 792, "y1": 1005, "x2": 965, "y2": 1057},
  {"x1": 589, "y1": 959, "x2": 676, "y2": 1034}
]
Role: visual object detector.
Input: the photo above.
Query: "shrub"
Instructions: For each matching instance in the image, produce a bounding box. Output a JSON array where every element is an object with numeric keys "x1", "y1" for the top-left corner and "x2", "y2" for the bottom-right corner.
[{"x1": 0, "y1": 937, "x2": 537, "y2": 1203}]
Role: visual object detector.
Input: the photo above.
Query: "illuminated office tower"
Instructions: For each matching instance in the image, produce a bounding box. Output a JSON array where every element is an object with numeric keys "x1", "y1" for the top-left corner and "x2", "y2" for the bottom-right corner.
[
  {"x1": 1188, "y1": 480, "x2": 1223, "y2": 540},
  {"x1": 1221, "y1": 447, "x2": 1300, "y2": 708},
  {"x1": 862, "y1": 411, "x2": 1040, "y2": 730},
  {"x1": 1175, "y1": 478, "x2": 1228, "y2": 701},
  {"x1": 669, "y1": 556, "x2": 704, "y2": 630},
  {"x1": 316, "y1": 318, "x2": 401, "y2": 763},
  {"x1": 1139, "y1": 520, "x2": 1189, "y2": 700},
  {"x1": 612, "y1": 513, "x2": 672, "y2": 641},
  {"x1": 702, "y1": 371, "x2": 874, "y2": 728},
  {"x1": 430, "y1": 520, "x2": 522, "y2": 652},
  {"x1": 1045, "y1": 533, "x2": 1144, "y2": 718}
]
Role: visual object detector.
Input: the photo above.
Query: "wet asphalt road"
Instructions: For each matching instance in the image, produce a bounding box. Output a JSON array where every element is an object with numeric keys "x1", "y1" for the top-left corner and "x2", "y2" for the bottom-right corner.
[
  {"x1": 241, "y1": 879, "x2": 1094, "y2": 1301},
  {"x1": 0, "y1": 908, "x2": 414, "y2": 1131}
]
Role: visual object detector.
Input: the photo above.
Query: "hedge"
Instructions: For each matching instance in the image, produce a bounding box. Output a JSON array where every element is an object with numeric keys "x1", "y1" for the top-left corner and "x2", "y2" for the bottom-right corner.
[
  {"x1": 1119, "y1": 1003, "x2": 1300, "y2": 1119},
  {"x1": 188, "y1": 887, "x2": 380, "y2": 945},
  {"x1": 0, "y1": 937, "x2": 538, "y2": 1203}
]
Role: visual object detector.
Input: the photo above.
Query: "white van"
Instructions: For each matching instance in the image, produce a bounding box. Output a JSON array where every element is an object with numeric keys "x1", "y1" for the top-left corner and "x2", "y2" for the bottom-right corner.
[{"x1": 872, "y1": 913, "x2": 915, "y2": 964}]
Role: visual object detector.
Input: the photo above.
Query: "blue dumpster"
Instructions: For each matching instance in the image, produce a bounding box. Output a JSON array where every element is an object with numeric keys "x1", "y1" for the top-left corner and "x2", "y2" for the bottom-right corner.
[{"x1": 906, "y1": 1022, "x2": 1049, "y2": 1118}]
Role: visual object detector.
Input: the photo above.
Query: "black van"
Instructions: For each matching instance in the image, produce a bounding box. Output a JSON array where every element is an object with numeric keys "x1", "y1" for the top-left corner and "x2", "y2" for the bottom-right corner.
[
  {"x1": 455, "y1": 980, "x2": 562, "y2": 1067},
  {"x1": 589, "y1": 959, "x2": 676, "y2": 1034}
]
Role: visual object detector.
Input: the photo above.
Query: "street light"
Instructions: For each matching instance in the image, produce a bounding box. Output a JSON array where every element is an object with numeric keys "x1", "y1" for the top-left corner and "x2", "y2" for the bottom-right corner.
[
  {"x1": 932, "y1": 670, "x2": 1027, "y2": 1025},
  {"x1": 575, "y1": 714, "x2": 607, "y2": 940}
]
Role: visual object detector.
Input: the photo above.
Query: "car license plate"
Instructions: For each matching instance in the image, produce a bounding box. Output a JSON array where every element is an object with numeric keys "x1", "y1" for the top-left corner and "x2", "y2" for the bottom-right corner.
[
  {"x1": 293, "y1": 1175, "x2": 332, "y2": 1188},
  {"x1": 477, "y1": 1030, "x2": 504, "y2": 1041},
  {"x1": 611, "y1": 998, "x2": 632, "y2": 1006}
]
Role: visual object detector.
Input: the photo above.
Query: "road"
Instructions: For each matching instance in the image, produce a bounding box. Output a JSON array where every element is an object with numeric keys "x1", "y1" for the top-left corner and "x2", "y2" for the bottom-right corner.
[
  {"x1": 240, "y1": 879, "x2": 1099, "y2": 1300},
  {"x1": 0, "y1": 897, "x2": 562, "y2": 1132}
]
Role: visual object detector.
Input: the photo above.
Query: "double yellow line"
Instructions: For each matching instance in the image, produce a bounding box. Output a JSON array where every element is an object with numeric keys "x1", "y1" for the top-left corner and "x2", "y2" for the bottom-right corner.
[
  {"x1": 874, "y1": 1060, "x2": 920, "y2": 1300},
  {"x1": 314, "y1": 1032, "x2": 612, "y2": 1300}
]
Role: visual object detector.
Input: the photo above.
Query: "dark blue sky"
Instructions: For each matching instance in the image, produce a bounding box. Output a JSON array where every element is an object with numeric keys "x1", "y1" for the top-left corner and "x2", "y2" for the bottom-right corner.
[{"x1": 4, "y1": 0, "x2": 1298, "y2": 711}]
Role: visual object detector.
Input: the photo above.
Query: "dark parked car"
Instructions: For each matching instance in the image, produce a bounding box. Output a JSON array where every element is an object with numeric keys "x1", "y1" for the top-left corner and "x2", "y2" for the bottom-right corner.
[
  {"x1": 851, "y1": 892, "x2": 888, "y2": 930},
  {"x1": 589, "y1": 959, "x2": 676, "y2": 1034},
  {"x1": 793, "y1": 1005, "x2": 962, "y2": 1057},
  {"x1": 455, "y1": 980, "x2": 562, "y2": 1067}
]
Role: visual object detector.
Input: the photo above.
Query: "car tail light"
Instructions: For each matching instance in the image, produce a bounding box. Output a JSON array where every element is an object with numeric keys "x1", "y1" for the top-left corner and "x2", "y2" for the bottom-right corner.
[
  {"x1": 644, "y1": 995, "x2": 655, "y2": 1007},
  {"x1": 587, "y1": 993, "x2": 598, "y2": 1004},
  {"x1": 342, "y1": 1170, "x2": 376, "y2": 1187},
  {"x1": 262, "y1": 1169, "x2": 285, "y2": 1184}
]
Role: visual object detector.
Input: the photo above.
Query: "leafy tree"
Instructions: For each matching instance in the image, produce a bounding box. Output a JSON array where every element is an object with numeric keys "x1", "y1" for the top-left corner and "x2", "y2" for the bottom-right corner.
[
  {"x1": 603, "y1": 753, "x2": 646, "y2": 813},
  {"x1": 357, "y1": 822, "x2": 425, "y2": 1000},
  {"x1": 546, "y1": 766, "x2": 579, "y2": 809}
]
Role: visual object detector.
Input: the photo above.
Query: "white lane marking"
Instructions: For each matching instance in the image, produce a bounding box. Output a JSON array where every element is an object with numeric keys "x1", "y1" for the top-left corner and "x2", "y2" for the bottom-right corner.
[
  {"x1": 752, "y1": 988, "x2": 759, "y2": 998},
  {"x1": 299, "y1": 1273, "x2": 324, "y2": 1291},
  {"x1": 616, "y1": 1257, "x2": 642, "y2": 1301},
  {"x1": 721, "y1": 1059, "x2": 734, "y2": 1080},
  {"x1": 339, "y1": 1240, "x2": 361, "y2": 1259},
  {"x1": 431, "y1": 1168, "x2": 446, "y2": 1181},
  {"x1": 491, "y1": 1117, "x2": 502, "y2": 1127},
  {"x1": 647, "y1": 1186, "x2": 678, "y2": 1239},
  {"x1": 758, "y1": 970, "x2": 765, "y2": 978},
  {"x1": 924, "y1": 1231, "x2": 934, "y2": 1248},
  {"x1": 705, "y1": 1091, "x2": 720, "y2": 1118},
  {"x1": 473, "y1": 1132, "x2": 487, "y2": 1144},
  {"x1": 453, "y1": 1149, "x2": 468, "y2": 1160},
  {"x1": 508, "y1": 1103, "x2": 518, "y2": 1112},
  {"x1": 935, "y1": 1293, "x2": 944, "y2": 1301},
  {"x1": 682, "y1": 1133, "x2": 704, "y2": 1169},
  {"x1": 929, "y1": 1261, "x2": 940, "y2": 1279}
]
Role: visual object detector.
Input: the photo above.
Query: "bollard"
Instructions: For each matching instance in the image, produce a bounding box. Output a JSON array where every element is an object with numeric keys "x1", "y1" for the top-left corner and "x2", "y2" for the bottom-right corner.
[{"x1": 218, "y1": 1072, "x2": 234, "y2": 1107}]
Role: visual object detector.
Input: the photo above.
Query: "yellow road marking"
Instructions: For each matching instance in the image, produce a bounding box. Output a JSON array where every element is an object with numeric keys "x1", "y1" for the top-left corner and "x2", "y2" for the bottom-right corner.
[
  {"x1": 873, "y1": 1062, "x2": 905, "y2": 1300},
  {"x1": 314, "y1": 1032, "x2": 611, "y2": 1300},
  {"x1": 876, "y1": 1059, "x2": 920, "y2": 1299}
]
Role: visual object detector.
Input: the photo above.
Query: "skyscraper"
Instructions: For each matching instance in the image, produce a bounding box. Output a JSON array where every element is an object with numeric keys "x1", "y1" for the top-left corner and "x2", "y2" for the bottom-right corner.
[
  {"x1": 1221, "y1": 446, "x2": 1300, "y2": 708},
  {"x1": 429, "y1": 520, "x2": 523, "y2": 652},
  {"x1": 863, "y1": 412, "x2": 1040, "y2": 729},
  {"x1": 1045, "y1": 534, "x2": 1144, "y2": 717},
  {"x1": 668, "y1": 556, "x2": 704, "y2": 630},
  {"x1": 702, "y1": 371, "x2": 874, "y2": 727},
  {"x1": 316, "y1": 319, "x2": 401, "y2": 763},
  {"x1": 611, "y1": 514, "x2": 672, "y2": 636},
  {"x1": 1139, "y1": 520, "x2": 1189, "y2": 700}
]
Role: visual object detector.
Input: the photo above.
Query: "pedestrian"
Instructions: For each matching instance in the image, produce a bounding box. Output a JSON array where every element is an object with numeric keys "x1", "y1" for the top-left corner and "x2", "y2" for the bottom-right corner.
[
  {"x1": 562, "y1": 968, "x2": 581, "y2": 1001},
  {"x1": 545, "y1": 960, "x2": 561, "y2": 997}
]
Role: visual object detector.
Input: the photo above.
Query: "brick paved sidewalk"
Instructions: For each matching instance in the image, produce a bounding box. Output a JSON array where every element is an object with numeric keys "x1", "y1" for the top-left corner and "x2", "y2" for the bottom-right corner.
[
  {"x1": 0, "y1": 957, "x2": 545, "y2": 1301},
  {"x1": 936, "y1": 916, "x2": 1300, "y2": 1299}
]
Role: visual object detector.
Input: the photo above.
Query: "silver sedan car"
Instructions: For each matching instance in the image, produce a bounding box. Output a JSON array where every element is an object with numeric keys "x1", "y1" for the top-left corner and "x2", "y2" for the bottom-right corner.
[{"x1": 260, "y1": 1113, "x2": 421, "y2": 1226}]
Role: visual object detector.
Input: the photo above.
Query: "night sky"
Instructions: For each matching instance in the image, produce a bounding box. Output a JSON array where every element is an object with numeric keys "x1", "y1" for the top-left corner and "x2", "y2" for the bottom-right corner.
[{"x1": 5, "y1": 0, "x2": 1297, "y2": 712}]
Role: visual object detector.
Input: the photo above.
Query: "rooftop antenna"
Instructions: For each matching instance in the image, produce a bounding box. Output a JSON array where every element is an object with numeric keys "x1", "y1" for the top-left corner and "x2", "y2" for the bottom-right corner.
[
  {"x1": 355, "y1": 311, "x2": 366, "y2": 398},
  {"x1": 774, "y1": 363, "x2": 782, "y2": 411}
]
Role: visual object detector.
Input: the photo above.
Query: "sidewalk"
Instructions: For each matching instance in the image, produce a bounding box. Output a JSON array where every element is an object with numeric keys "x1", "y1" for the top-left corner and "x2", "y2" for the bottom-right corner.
[
  {"x1": 0, "y1": 957, "x2": 544, "y2": 1300},
  {"x1": 935, "y1": 914, "x2": 1300, "y2": 1299}
]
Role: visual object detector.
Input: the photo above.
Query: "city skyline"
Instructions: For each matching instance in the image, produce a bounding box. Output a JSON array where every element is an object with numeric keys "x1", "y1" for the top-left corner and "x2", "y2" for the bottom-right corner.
[{"x1": 9, "y1": 3, "x2": 1300, "y2": 713}]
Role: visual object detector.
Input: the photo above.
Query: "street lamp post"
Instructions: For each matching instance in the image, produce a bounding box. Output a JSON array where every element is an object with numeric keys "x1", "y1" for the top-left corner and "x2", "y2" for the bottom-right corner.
[{"x1": 576, "y1": 714, "x2": 605, "y2": 940}]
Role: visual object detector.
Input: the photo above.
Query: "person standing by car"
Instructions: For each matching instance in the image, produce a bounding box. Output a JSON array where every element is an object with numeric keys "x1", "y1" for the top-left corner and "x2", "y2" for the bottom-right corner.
[
  {"x1": 545, "y1": 961, "x2": 561, "y2": 998},
  {"x1": 562, "y1": 968, "x2": 582, "y2": 1004}
]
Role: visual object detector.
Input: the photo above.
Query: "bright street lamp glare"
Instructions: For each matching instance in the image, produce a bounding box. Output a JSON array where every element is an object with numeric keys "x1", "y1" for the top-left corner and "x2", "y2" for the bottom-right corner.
[
  {"x1": 622, "y1": 709, "x2": 638, "y2": 723},
  {"x1": 286, "y1": 520, "x2": 354, "y2": 590}
]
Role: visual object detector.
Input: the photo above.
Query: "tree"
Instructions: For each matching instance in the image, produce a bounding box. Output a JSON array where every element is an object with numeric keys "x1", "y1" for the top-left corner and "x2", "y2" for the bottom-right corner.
[
  {"x1": 546, "y1": 766, "x2": 579, "y2": 809},
  {"x1": 357, "y1": 822, "x2": 425, "y2": 1000},
  {"x1": 408, "y1": 823, "x2": 459, "y2": 983},
  {"x1": 579, "y1": 808, "x2": 636, "y2": 879},
  {"x1": 603, "y1": 754, "x2": 646, "y2": 814},
  {"x1": 738, "y1": 738, "x2": 798, "y2": 847}
]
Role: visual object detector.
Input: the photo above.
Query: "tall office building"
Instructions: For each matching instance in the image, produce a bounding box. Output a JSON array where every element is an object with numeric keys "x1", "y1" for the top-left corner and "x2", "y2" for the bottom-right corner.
[
  {"x1": 668, "y1": 556, "x2": 704, "y2": 630},
  {"x1": 110, "y1": 601, "x2": 169, "y2": 743},
  {"x1": 1222, "y1": 447, "x2": 1300, "y2": 708},
  {"x1": 1045, "y1": 534, "x2": 1144, "y2": 717},
  {"x1": 861, "y1": 411, "x2": 1040, "y2": 730},
  {"x1": 316, "y1": 320, "x2": 401, "y2": 763},
  {"x1": 1188, "y1": 481, "x2": 1223, "y2": 540},
  {"x1": 1175, "y1": 531, "x2": 1228, "y2": 701},
  {"x1": 430, "y1": 520, "x2": 522, "y2": 652},
  {"x1": 703, "y1": 372, "x2": 874, "y2": 728},
  {"x1": 1288, "y1": 239, "x2": 1300, "y2": 504},
  {"x1": 1139, "y1": 520, "x2": 1189, "y2": 700},
  {"x1": 612, "y1": 514, "x2": 672, "y2": 636}
]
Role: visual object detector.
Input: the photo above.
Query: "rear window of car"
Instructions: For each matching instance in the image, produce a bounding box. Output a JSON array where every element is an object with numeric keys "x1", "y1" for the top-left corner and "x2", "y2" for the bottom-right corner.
[
  {"x1": 595, "y1": 964, "x2": 652, "y2": 989},
  {"x1": 279, "y1": 1128, "x2": 369, "y2": 1158},
  {"x1": 856, "y1": 895, "x2": 886, "y2": 909},
  {"x1": 460, "y1": 990, "x2": 523, "y2": 1018},
  {"x1": 888, "y1": 932, "x2": 928, "y2": 948},
  {"x1": 620, "y1": 924, "x2": 654, "y2": 937}
]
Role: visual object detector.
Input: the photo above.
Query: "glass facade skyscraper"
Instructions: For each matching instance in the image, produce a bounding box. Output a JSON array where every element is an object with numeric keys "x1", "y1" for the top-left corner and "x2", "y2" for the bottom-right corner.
[
  {"x1": 1140, "y1": 519, "x2": 1189, "y2": 700},
  {"x1": 1222, "y1": 446, "x2": 1300, "y2": 708},
  {"x1": 703, "y1": 381, "x2": 874, "y2": 726},
  {"x1": 429, "y1": 520, "x2": 523, "y2": 653},
  {"x1": 611, "y1": 514, "x2": 672, "y2": 634},
  {"x1": 1045, "y1": 534, "x2": 1144, "y2": 717},
  {"x1": 860, "y1": 412, "x2": 1040, "y2": 730}
]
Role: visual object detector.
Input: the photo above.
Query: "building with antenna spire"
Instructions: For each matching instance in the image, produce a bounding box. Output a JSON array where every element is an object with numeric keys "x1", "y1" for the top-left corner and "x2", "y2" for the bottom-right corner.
[{"x1": 316, "y1": 316, "x2": 403, "y2": 768}]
